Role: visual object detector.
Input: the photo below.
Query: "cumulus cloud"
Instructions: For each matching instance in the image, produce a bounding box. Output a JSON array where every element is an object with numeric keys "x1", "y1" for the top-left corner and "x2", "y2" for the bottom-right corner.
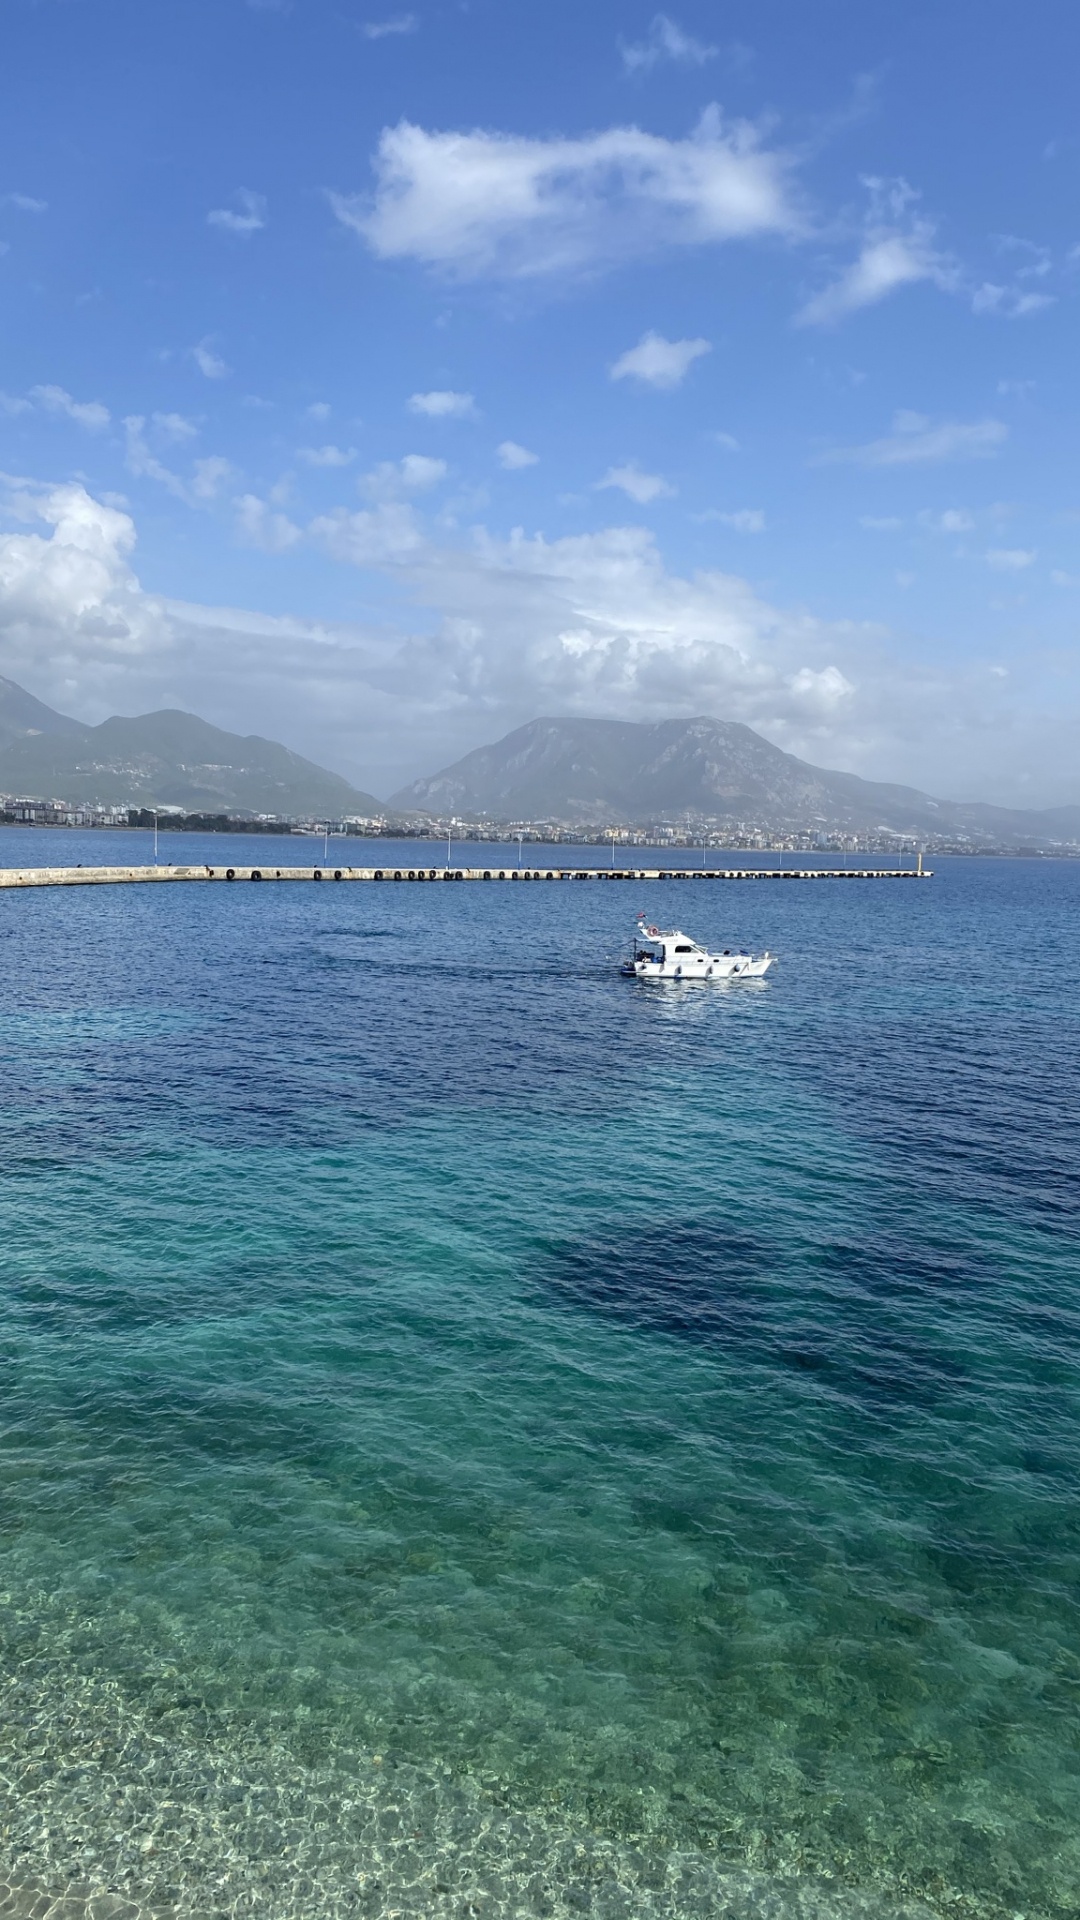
[
  {"x1": 298, "y1": 444, "x2": 358, "y2": 467},
  {"x1": 610, "y1": 330, "x2": 711, "y2": 389},
  {"x1": 620, "y1": 15, "x2": 717, "y2": 74},
  {"x1": 331, "y1": 106, "x2": 800, "y2": 279},
  {"x1": 234, "y1": 493, "x2": 302, "y2": 551},
  {"x1": 1, "y1": 479, "x2": 1076, "y2": 805},
  {"x1": 361, "y1": 13, "x2": 417, "y2": 37},
  {"x1": 30, "y1": 384, "x2": 110, "y2": 430},
  {"x1": 207, "y1": 189, "x2": 267, "y2": 235},
  {"x1": 191, "y1": 340, "x2": 230, "y2": 380},
  {"x1": 596, "y1": 463, "x2": 675, "y2": 504},
  {"x1": 408, "y1": 390, "x2": 475, "y2": 417},
  {"x1": 309, "y1": 501, "x2": 426, "y2": 565},
  {"x1": 986, "y1": 547, "x2": 1036, "y2": 570},
  {"x1": 0, "y1": 487, "x2": 169, "y2": 689},
  {"x1": 820, "y1": 411, "x2": 1008, "y2": 467},
  {"x1": 362, "y1": 455, "x2": 448, "y2": 496},
  {"x1": 497, "y1": 441, "x2": 539, "y2": 469},
  {"x1": 306, "y1": 402, "x2": 332, "y2": 421}
]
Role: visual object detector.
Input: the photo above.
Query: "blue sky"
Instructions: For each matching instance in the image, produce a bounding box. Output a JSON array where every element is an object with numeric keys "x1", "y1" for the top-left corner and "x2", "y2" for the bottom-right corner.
[{"x1": 1, "y1": 0, "x2": 1078, "y2": 802}]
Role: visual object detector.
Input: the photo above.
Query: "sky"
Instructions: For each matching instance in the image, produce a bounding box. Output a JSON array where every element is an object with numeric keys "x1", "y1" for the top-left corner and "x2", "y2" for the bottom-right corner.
[{"x1": 1, "y1": 0, "x2": 1079, "y2": 805}]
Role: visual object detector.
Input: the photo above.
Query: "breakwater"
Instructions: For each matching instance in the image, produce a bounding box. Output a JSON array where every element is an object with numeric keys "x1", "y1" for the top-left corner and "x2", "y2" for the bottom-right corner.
[{"x1": 0, "y1": 860, "x2": 930, "y2": 888}]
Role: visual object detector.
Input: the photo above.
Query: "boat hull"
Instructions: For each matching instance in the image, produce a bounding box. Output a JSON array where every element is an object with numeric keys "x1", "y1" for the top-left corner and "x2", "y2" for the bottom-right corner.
[{"x1": 623, "y1": 955, "x2": 774, "y2": 980}]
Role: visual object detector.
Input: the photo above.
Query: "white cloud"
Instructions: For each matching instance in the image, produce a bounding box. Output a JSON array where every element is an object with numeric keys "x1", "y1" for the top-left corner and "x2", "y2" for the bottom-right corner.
[
  {"x1": 0, "y1": 392, "x2": 32, "y2": 415},
  {"x1": 596, "y1": 463, "x2": 675, "y2": 504},
  {"x1": 821, "y1": 412, "x2": 1008, "y2": 467},
  {"x1": 860, "y1": 515, "x2": 902, "y2": 531},
  {"x1": 234, "y1": 493, "x2": 302, "y2": 551},
  {"x1": 3, "y1": 193, "x2": 47, "y2": 213},
  {"x1": 408, "y1": 390, "x2": 475, "y2": 418},
  {"x1": 123, "y1": 417, "x2": 189, "y2": 499},
  {"x1": 309, "y1": 502, "x2": 426, "y2": 564},
  {"x1": 610, "y1": 330, "x2": 711, "y2": 390},
  {"x1": 1051, "y1": 570, "x2": 1078, "y2": 587},
  {"x1": 0, "y1": 486, "x2": 169, "y2": 682},
  {"x1": 362, "y1": 455, "x2": 448, "y2": 497},
  {"x1": 152, "y1": 411, "x2": 199, "y2": 442},
  {"x1": 712, "y1": 430, "x2": 740, "y2": 452},
  {"x1": 620, "y1": 15, "x2": 718, "y2": 73},
  {"x1": 332, "y1": 106, "x2": 799, "y2": 280},
  {"x1": 191, "y1": 340, "x2": 230, "y2": 380},
  {"x1": 3, "y1": 479, "x2": 1078, "y2": 807},
  {"x1": 361, "y1": 13, "x2": 417, "y2": 37},
  {"x1": 797, "y1": 179, "x2": 957, "y2": 326},
  {"x1": 191, "y1": 456, "x2": 234, "y2": 501},
  {"x1": 497, "y1": 441, "x2": 539, "y2": 470},
  {"x1": 207, "y1": 189, "x2": 267, "y2": 235},
  {"x1": 986, "y1": 547, "x2": 1036, "y2": 570},
  {"x1": 306, "y1": 402, "x2": 332, "y2": 421},
  {"x1": 298, "y1": 444, "x2": 358, "y2": 467},
  {"x1": 972, "y1": 282, "x2": 1054, "y2": 318},
  {"x1": 918, "y1": 508, "x2": 974, "y2": 534},
  {"x1": 30, "y1": 384, "x2": 110, "y2": 431},
  {"x1": 706, "y1": 508, "x2": 766, "y2": 533},
  {"x1": 123, "y1": 419, "x2": 232, "y2": 506},
  {"x1": 997, "y1": 379, "x2": 1035, "y2": 398}
]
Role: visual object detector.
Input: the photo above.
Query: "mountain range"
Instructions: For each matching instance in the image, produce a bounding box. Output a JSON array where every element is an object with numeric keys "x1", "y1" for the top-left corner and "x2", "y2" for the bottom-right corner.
[
  {"x1": 2, "y1": 677, "x2": 1079, "y2": 848},
  {"x1": 0, "y1": 677, "x2": 384, "y2": 818},
  {"x1": 392, "y1": 716, "x2": 1080, "y2": 848}
]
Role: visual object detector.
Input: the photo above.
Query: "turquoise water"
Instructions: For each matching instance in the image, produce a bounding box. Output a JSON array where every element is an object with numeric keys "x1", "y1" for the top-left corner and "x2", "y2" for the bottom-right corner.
[{"x1": 1, "y1": 832, "x2": 1078, "y2": 1920}]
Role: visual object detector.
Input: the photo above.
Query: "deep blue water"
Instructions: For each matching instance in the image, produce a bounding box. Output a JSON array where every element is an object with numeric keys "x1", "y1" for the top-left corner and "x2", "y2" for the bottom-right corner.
[{"x1": 0, "y1": 830, "x2": 1077, "y2": 1920}]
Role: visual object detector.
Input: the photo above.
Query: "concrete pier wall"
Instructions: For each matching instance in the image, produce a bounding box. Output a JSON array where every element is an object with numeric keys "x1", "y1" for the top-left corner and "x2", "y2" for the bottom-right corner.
[{"x1": 0, "y1": 863, "x2": 931, "y2": 889}]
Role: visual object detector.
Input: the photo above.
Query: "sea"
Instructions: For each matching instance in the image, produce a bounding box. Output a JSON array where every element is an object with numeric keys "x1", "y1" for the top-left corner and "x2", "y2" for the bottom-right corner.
[{"x1": 0, "y1": 828, "x2": 1077, "y2": 1920}]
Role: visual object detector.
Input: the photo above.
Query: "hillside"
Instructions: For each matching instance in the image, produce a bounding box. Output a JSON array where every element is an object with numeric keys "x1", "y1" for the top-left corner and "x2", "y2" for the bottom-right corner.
[
  {"x1": 0, "y1": 674, "x2": 85, "y2": 750},
  {"x1": 0, "y1": 684, "x2": 386, "y2": 818},
  {"x1": 392, "y1": 716, "x2": 1080, "y2": 847}
]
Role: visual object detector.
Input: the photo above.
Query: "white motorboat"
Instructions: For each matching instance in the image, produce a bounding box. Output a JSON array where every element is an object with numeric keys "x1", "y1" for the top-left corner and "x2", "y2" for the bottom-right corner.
[{"x1": 621, "y1": 916, "x2": 775, "y2": 981}]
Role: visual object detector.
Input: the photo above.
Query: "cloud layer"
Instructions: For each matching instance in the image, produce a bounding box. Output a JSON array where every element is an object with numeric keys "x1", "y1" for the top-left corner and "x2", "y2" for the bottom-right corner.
[{"x1": 1, "y1": 481, "x2": 1072, "y2": 806}]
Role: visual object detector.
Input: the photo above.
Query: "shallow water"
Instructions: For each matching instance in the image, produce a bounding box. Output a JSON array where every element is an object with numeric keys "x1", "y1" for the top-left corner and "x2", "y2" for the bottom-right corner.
[{"x1": 0, "y1": 832, "x2": 1077, "y2": 1920}]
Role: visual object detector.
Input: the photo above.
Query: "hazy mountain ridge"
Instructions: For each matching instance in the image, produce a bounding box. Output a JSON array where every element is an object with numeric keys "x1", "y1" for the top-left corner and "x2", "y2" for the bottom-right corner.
[
  {"x1": 392, "y1": 717, "x2": 1080, "y2": 846},
  {"x1": 3, "y1": 680, "x2": 1079, "y2": 845},
  {"x1": 0, "y1": 682, "x2": 386, "y2": 817}
]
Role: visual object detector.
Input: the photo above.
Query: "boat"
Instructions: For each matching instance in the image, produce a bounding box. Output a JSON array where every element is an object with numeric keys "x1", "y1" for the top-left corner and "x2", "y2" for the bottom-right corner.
[{"x1": 621, "y1": 916, "x2": 775, "y2": 981}]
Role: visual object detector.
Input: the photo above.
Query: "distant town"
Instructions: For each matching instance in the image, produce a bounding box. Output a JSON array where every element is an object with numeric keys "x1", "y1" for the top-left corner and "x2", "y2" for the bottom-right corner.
[{"x1": 2, "y1": 794, "x2": 1077, "y2": 858}]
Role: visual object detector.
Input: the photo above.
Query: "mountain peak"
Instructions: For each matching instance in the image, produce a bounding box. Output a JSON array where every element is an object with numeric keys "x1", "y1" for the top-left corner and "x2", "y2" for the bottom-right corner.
[{"x1": 390, "y1": 714, "x2": 1080, "y2": 847}]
